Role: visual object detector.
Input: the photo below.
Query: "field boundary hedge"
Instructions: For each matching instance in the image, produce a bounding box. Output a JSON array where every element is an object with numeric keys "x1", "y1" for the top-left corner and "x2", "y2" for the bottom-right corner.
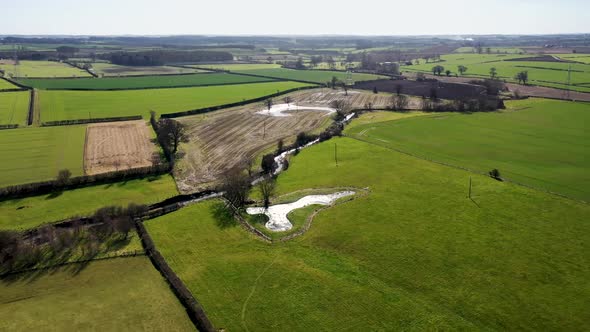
[
  {"x1": 135, "y1": 220, "x2": 215, "y2": 332},
  {"x1": 161, "y1": 85, "x2": 318, "y2": 118},
  {"x1": 27, "y1": 89, "x2": 35, "y2": 126},
  {"x1": 64, "y1": 61, "x2": 99, "y2": 78},
  {"x1": 0, "y1": 163, "x2": 172, "y2": 200},
  {"x1": 42, "y1": 115, "x2": 143, "y2": 126},
  {"x1": 0, "y1": 76, "x2": 31, "y2": 91},
  {"x1": 0, "y1": 124, "x2": 18, "y2": 130}
]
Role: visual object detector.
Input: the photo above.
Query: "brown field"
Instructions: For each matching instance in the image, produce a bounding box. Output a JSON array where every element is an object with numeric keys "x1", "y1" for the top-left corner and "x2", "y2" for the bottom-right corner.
[
  {"x1": 175, "y1": 88, "x2": 404, "y2": 192},
  {"x1": 84, "y1": 120, "x2": 159, "y2": 175}
]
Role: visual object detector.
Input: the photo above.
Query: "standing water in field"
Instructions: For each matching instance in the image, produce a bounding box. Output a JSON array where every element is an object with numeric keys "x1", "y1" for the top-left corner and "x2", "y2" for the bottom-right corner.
[
  {"x1": 257, "y1": 103, "x2": 335, "y2": 117},
  {"x1": 246, "y1": 191, "x2": 355, "y2": 232}
]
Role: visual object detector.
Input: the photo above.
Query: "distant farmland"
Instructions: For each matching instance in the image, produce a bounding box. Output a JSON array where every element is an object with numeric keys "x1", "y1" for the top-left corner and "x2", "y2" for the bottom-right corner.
[
  {"x1": 0, "y1": 91, "x2": 30, "y2": 126},
  {"x1": 38, "y1": 81, "x2": 312, "y2": 122},
  {"x1": 0, "y1": 60, "x2": 91, "y2": 78},
  {"x1": 17, "y1": 73, "x2": 278, "y2": 90},
  {"x1": 0, "y1": 78, "x2": 19, "y2": 90},
  {"x1": 0, "y1": 126, "x2": 86, "y2": 187},
  {"x1": 232, "y1": 67, "x2": 387, "y2": 83},
  {"x1": 91, "y1": 62, "x2": 204, "y2": 76}
]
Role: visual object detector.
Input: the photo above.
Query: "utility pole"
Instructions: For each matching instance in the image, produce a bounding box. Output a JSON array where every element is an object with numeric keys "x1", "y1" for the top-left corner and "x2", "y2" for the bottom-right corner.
[
  {"x1": 334, "y1": 143, "x2": 338, "y2": 167},
  {"x1": 468, "y1": 176, "x2": 472, "y2": 199},
  {"x1": 263, "y1": 117, "x2": 266, "y2": 140}
]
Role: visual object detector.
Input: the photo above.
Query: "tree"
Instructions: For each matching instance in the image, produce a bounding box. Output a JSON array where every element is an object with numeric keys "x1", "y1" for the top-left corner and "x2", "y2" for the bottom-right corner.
[
  {"x1": 295, "y1": 57, "x2": 305, "y2": 69},
  {"x1": 515, "y1": 71, "x2": 529, "y2": 85},
  {"x1": 56, "y1": 169, "x2": 72, "y2": 186},
  {"x1": 339, "y1": 81, "x2": 349, "y2": 96},
  {"x1": 261, "y1": 154, "x2": 277, "y2": 174},
  {"x1": 458, "y1": 65, "x2": 468, "y2": 75},
  {"x1": 390, "y1": 94, "x2": 409, "y2": 111},
  {"x1": 263, "y1": 98, "x2": 273, "y2": 112},
  {"x1": 276, "y1": 139, "x2": 284, "y2": 154},
  {"x1": 330, "y1": 99, "x2": 352, "y2": 121},
  {"x1": 445, "y1": 70, "x2": 452, "y2": 77},
  {"x1": 429, "y1": 87, "x2": 438, "y2": 100},
  {"x1": 310, "y1": 55, "x2": 322, "y2": 68},
  {"x1": 432, "y1": 65, "x2": 445, "y2": 76},
  {"x1": 372, "y1": 86, "x2": 378, "y2": 94},
  {"x1": 331, "y1": 76, "x2": 339, "y2": 89},
  {"x1": 257, "y1": 176, "x2": 277, "y2": 209},
  {"x1": 326, "y1": 56, "x2": 336, "y2": 70},
  {"x1": 489, "y1": 67, "x2": 498, "y2": 79},
  {"x1": 395, "y1": 84, "x2": 403, "y2": 96},
  {"x1": 157, "y1": 119, "x2": 188, "y2": 154},
  {"x1": 486, "y1": 47, "x2": 492, "y2": 54},
  {"x1": 219, "y1": 169, "x2": 251, "y2": 210},
  {"x1": 283, "y1": 96, "x2": 292, "y2": 107},
  {"x1": 489, "y1": 168, "x2": 502, "y2": 180}
]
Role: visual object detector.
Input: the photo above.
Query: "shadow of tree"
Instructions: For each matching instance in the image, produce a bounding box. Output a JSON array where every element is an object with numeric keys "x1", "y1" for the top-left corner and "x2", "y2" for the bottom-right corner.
[
  {"x1": 45, "y1": 191, "x2": 63, "y2": 200},
  {"x1": 210, "y1": 202, "x2": 238, "y2": 229}
]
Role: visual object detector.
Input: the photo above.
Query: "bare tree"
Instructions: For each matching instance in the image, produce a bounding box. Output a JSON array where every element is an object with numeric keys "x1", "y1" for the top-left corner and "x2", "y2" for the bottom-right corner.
[
  {"x1": 395, "y1": 84, "x2": 403, "y2": 96},
  {"x1": 264, "y1": 98, "x2": 273, "y2": 112},
  {"x1": 330, "y1": 99, "x2": 352, "y2": 121},
  {"x1": 257, "y1": 176, "x2": 277, "y2": 209},
  {"x1": 218, "y1": 169, "x2": 251, "y2": 211},
  {"x1": 283, "y1": 96, "x2": 292, "y2": 107},
  {"x1": 157, "y1": 119, "x2": 188, "y2": 153},
  {"x1": 391, "y1": 94, "x2": 409, "y2": 110},
  {"x1": 56, "y1": 169, "x2": 72, "y2": 186}
]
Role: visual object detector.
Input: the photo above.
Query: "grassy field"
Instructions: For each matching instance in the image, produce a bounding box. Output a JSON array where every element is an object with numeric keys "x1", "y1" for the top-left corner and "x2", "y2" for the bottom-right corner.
[
  {"x1": 454, "y1": 47, "x2": 525, "y2": 54},
  {"x1": 0, "y1": 91, "x2": 30, "y2": 126},
  {"x1": 0, "y1": 257, "x2": 195, "y2": 331},
  {"x1": 233, "y1": 67, "x2": 387, "y2": 83},
  {"x1": 556, "y1": 54, "x2": 590, "y2": 64},
  {"x1": 146, "y1": 136, "x2": 590, "y2": 331},
  {"x1": 0, "y1": 174, "x2": 178, "y2": 230},
  {"x1": 38, "y1": 81, "x2": 311, "y2": 122},
  {"x1": 193, "y1": 63, "x2": 282, "y2": 71},
  {"x1": 346, "y1": 99, "x2": 590, "y2": 201},
  {"x1": 0, "y1": 60, "x2": 91, "y2": 78},
  {"x1": 17, "y1": 73, "x2": 277, "y2": 90},
  {"x1": 401, "y1": 53, "x2": 590, "y2": 92},
  {"x1": 91, "y1": 62, "x2": 203, "y2": 76},
  {"x1": 0, "y1": 78, "x2": 19, "y2": 90},
  {"x1": 0, "y1": 126, "x2": 86, "y2": 187}
]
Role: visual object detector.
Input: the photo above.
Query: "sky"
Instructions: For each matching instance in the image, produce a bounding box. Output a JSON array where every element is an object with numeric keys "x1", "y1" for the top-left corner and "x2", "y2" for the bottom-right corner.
[{"x1": 1, "y1": 0, "x2": 588, "y2": 36}]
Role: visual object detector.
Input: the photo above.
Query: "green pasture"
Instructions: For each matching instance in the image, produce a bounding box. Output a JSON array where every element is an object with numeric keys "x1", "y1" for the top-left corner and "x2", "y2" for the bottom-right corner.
[
  {"x1": 146, "y1": 136, "x2": 590, "y2": 331},
  {"x1": 233, "y1": 67, "x2": 387, "y2": 83},
  {"x1": 0, "y1": 257, "x2": 195, "y2": 331},
  {"x1": 0, "y1": 126, "x2": 86, "y2": 187},
  {"x1": 346, "y1": 99, "x2": 590, "y2": 200},
  {"x1": 0, "y1": 60, "x2": 91, "y2": 78},
  {"x1": 0, "y1": 78, "x2": 19, "y2": 90},
  {"x1": 91, "y1": 62, "x2": 204, "y2": 76},
  {"x1": 38, "y1": 81, "x2": 311, "y2": 122},
  {"x1": 192, "y1": 63, "x2": 282, "y2": 71},
  {"x1": 402, "y1": 53, "x2": 590, "y2": 92},
  {"x1": 0, "y1": 174, "x2": 178, "y2": 230},
  {"x1": 17, "y1": 73, "x2": 277, "y2": 90},
  {"x1": 0, "y1": 91, "x2": 30, "y2": 126},
  {"x1": 454, "y1": 47, "x2": 525, "y2": 54}
]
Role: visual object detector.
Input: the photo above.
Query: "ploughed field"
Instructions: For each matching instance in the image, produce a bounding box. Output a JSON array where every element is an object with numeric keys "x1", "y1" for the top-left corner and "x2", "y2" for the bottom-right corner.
[
  {"x1": 0, "y1": 91, "x2": 30, "y2": 126},
  {"x1": 0, "y1": 257, "x2": 195, "y2": 331},
  {"x1": 146, "y1": 136, "x2": 590, "y2": 331},
  {"x1": 175, "y1": 88, "x2": 398, "y2": 192},
  {"x1": 346, "y1": 98, "x2": 590, "y2": 201},
  {"x1": 355, "y1": 78, "x2": 486, "y2": 99},
  {"x1": 16, "y1": 72, "x2": 277, "y2": 90},
  {"x1": 90, "y1": 62, "x2": 204, "y2": 76},
  {"x1": 37, "y1": 81, "x2": 311, "y2": 122},
  {"x1": 227, "y1": 66, "x2": 387, "y2": 83}
]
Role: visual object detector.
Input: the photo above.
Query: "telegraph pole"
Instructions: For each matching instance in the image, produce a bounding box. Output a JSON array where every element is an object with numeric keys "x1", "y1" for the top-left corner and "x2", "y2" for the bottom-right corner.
[{"x1": 334, "y1": 143, "x2": 338, "y2": 167}]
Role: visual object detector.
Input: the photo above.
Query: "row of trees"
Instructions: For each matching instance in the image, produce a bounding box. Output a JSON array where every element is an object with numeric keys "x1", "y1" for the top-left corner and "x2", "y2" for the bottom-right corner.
[
  {"x1": 433, "y1": 65, "x2": 529, "y2": 85},
  {"x1": 105, "y1": 50, "x2": 233, "y2": 66},
  {"x1": 150, "y1": 112, "x2": 188, "y2": 162}
]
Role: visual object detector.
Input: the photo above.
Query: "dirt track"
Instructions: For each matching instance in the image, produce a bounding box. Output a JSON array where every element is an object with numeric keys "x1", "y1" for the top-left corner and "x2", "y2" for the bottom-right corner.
[
  {"x1": 175, "y1": 88, "x2": 406, "y2": 193},
  {"x1": 84, "y1": 120, "x2": 158, "y2": 175}
]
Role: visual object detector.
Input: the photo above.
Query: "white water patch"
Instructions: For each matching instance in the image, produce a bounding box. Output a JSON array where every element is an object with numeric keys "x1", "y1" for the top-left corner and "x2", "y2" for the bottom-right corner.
[
  {"x1": 257, "y1": 103, "x2": 335, "y2": 117},
  {"x1": 246, "y1": 191, "x2": 355, "y2": 232}
]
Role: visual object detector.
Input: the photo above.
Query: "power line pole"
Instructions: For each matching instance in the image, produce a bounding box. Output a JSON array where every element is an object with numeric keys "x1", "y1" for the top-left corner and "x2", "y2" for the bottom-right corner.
[
  {"x1": 334, "y1": 143, "x2": 338, "y2": 167},
  {"x1": 468, "y1": 176, "x2": 472, "y2": 199}
]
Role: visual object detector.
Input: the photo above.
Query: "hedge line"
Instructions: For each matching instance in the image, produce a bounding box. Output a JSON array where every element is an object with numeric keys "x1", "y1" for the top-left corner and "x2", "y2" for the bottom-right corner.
[
  {"x1": 0, "y1": 163, "x2": 171, "y2": 199},
  {"x1": 161, "y1": 85, "x2": 318, "y2": 118},
  {"x1": 0, "y1": 125, "x2": 18, "y2": 130},
  {"x1": 0, "y1": 76, "x2": 31, "y2": 90},
  {"x1": 42, "y1": 115, "x2": 143, "y2": 127},
  {"x1": 135, "y1": 221, "x2": 215, "y2": 332},
  {"x1": 27, "y1": 89, "x2": 34, "y2": 126}
]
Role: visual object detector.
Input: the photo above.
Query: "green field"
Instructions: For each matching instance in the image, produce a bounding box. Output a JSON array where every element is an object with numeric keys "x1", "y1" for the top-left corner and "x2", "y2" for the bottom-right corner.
[
  {"x1": 346, "y1": 99, "x2": 590, "y2": 200},
  {"x1": 146, "y1": 136, "x2": 590, "y2": 331},
  {"x1": 91, "y1": 62, "x2": 203, "y2": 76},
  {"x1": 454, "y1": 47, "x2": 525, "y2": 54},
  {"x1": 556, "y1": 54, "x2": 590, "y2": 64},
  {"x1": 233, "y1": 67, "x2": 387, "y2": 83},
  {"x1": 0, "y1": 78, "x2": 19, "y2": 90},
  {"x1": 38, "y1": 81, "x2": 311, "y2": 122},
  {"x1": 16, "y1": 72, "x2": 278, "y2": 90},
  {"x1": 0, "y1": 257, "x2": 195, "y2": 331},
  {"x1": 0, "y1": 174, "x2": 178, "y2": 230},
  {"x1": 0, "y1": 60, "x2": 91, "y2": 78},
  {"x1": 402, "y1": 53, "x2": 590, "y2": 92},
  {"x1": 0, "y1": 91, "x2": 30, "y2": 126},
  {"x1": 0, "y1": 126, "x2": 86, "y2": 187}
]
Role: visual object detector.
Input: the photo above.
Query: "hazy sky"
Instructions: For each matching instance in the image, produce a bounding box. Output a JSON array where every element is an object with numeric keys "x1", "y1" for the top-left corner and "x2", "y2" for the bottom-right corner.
[{"x1": 2, "y1": 0, "x2": 588, "y2": 35}]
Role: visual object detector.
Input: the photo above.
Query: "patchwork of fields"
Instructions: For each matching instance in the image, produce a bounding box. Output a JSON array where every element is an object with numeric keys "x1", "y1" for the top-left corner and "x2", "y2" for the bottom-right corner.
[
  {"x1": 17, "y1": 72, "x2": 277, "y2": 90},
  {"x1": 0, "y1": 60, "x2": 91, "y2": 78},
  {"x1": 402, "y1": 54, "x2": 590, "y2": 92},
  {"x1": 346, "y1": 99, "x2": 590, "y2": 200},
  {"x1": 0, "y1": 257, "x2": 195, "y2": 331},
  {"x1": 0, "y1": 126, "x2": 86, "y2": 187},
  {"x1": 90, "y1": 62, "x2": 204, "y2": 76},
  {"x1": 38, "y1": 81, "x2": 311, "y2": 121},
  {"x1": 0, "y1": 91, "x2": 30, "y2": 126},
  {"x1": 0, "y1": 78, "x2": 19, "y2": 90},
  {"x1": 233, "y1": 67, "x2": 387, "y2": 83},
  {"x1": 147, "y1": 137, "x2": 590, "y2": 330}
]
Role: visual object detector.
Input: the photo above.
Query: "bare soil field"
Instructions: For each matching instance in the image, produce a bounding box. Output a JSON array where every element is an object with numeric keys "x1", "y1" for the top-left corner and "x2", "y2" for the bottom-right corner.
[
  {"x1": 175, "y1": 88, "x2": 403, "y2": 192},
  {"x1": 84, "y1": 120, "x2": 159, "y2": 175},
  {"x1": 355, "y1": 79, "x2": 486, "y2": 100}
]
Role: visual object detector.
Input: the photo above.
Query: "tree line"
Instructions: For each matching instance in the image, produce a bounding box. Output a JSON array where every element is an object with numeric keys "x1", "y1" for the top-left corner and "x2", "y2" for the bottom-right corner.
[{"x1": 103, "y1": 50, "x2": 233, "y2": 66}]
